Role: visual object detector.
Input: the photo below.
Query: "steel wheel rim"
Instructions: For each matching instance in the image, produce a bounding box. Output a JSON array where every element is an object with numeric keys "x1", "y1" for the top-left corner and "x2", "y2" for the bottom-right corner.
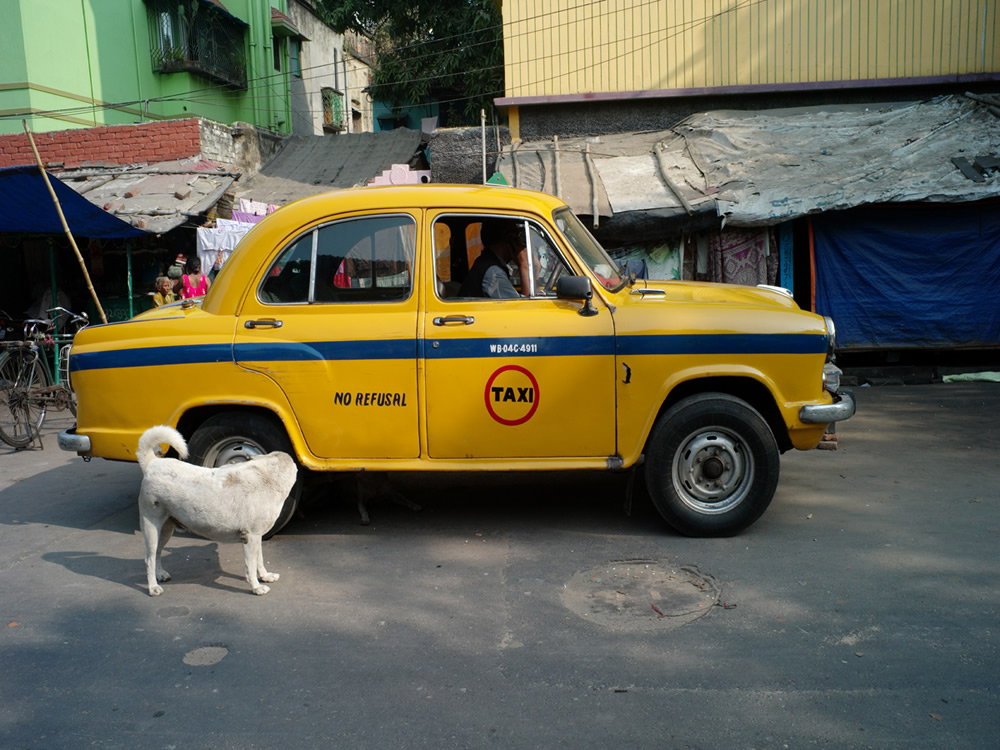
[
  {"x1": 203, "y1": 435, "x2": 267, "y2": 466},
  {"x1": 11, "y1": 387, "x2": 46, "y2": 441},
  {"x1": 671, "y1": 425, "x2": 754, "y2": 514},
  {"x1": 0, "y1": 356, "x2": 46, "y2": 445}
]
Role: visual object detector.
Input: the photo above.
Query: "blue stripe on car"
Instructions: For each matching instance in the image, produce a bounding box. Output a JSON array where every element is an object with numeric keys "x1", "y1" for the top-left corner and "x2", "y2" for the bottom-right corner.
[
  {"x1": 71, "y1": 333, "x2": 826, "y2": 371},
  {"x1": 616, "y1": 333, "x2": 828, "y2": 356},
  {"x1": 70, "y1": 344, "x2": 233, "y2": 371},
  {"x1": 421, "y1": 336, "x2": 612, "y2": 359},
  {"x1": 235, "y1": 340, "x2": 418, "y2": 362}
]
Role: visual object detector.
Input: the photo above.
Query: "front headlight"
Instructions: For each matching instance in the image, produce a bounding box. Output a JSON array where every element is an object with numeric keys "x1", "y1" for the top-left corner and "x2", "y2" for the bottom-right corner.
[
  {"x1": 823, "y1": 362, "x2": 842, "y2": 394},
  {"x1": 823, "y1": 316, "x2": 837, "y2": 362}
]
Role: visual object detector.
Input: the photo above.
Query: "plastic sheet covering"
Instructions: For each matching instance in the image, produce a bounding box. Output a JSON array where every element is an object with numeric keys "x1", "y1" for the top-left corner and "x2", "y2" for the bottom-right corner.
[
  {"x1": 813, "y1": 203, "x2": 1000, "y2": 350},
  {"x1": 0, "y1": 164, "x2": 144, "y2": 238},
  {"x1": 498, "y1": 95, "x2": 1000, "y2": 228}
]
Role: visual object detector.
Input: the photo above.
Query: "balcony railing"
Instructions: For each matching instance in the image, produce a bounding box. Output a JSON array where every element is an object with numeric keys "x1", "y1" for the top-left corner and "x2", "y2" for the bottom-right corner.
[
  {"x1": 148, "y1": 0, "x2": 247, "y2": 90},
  {"x1": 152, "y1": 43, "x2": 247, "y2": 89}
]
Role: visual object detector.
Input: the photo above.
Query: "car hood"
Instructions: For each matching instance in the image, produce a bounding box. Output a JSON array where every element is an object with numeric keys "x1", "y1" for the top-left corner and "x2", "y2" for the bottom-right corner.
[{"x1": 629, "y1": 280, "x2": 799, "y2": 310}]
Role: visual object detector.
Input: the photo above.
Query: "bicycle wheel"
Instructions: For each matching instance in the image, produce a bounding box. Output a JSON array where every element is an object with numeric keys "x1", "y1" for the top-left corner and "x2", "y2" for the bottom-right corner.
[{"x1": 0, "y1": 349, "x2": 49, "y2": 448}]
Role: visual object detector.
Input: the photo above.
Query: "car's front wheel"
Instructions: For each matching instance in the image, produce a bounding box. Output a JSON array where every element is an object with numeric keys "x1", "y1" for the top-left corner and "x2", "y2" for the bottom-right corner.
[
  {"x1": 187, "y1": 412, "x2": 301, "y2": 538},
  {"x1": 644, "y1": 393, "x2": 779, "y2": 536}
]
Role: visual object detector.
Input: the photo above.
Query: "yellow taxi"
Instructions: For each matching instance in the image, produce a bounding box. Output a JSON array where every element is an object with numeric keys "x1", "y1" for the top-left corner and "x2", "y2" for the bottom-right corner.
[{"x1": 60, "y1": 185, "x2": 854, "y2": 536}]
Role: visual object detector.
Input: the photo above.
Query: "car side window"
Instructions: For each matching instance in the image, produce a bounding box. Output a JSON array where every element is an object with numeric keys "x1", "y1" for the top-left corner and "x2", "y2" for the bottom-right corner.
[
  {"x1": 525, "y1": 225, "x2": 569, "y2": 297},
  {"x1": 434, "y1": 214, "x2": 571, "y2": 300},
  {"x1": 260, "y1": 215, "x2": 416, "y2": 304}
]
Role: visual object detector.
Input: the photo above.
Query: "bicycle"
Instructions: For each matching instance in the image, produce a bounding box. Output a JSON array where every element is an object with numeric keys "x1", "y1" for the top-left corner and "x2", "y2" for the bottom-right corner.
[{"x1": 0, "y1": 307, "x2": 89, "y2": 449}]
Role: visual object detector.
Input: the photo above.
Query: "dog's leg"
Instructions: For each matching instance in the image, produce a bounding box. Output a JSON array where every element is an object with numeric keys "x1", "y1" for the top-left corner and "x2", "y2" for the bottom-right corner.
[
  {"x1": 255, "y1": 540, "x2": 279, "y2": 584},
  {"x1": 155, "y1": 519, "x2": 176, "y2": 583},
  {"x1": 141, "y1": 509, "x2": 166, "y2": 596},
  {"x1": 354, "y1": 474, "x2": 371, "y2": 525},
  {"x1": 389, "y1": 488, "x2": 423, "y2": 513},
  {"x1": 241, "y1": 533, "x2": 271, "y2": 595}
]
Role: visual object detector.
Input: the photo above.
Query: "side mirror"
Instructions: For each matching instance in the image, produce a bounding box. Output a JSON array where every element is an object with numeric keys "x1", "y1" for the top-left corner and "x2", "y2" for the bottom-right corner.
[
  {"x1": 556, "y1": 276, "x2": 590, "y2": 300},
  {"x1": 556, "y1": 276, "x2": 599, "y2": 317}
]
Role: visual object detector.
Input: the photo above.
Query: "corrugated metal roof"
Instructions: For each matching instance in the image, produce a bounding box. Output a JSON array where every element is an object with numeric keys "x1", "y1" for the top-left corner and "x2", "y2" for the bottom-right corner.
[
  {"x1": 57, "y1": 158, "x2": 236, "y2": 234},
  {"x1": 498, "y1": 94, "x2": 1000, "y2": 228},
  {"x1": 236, "y1": 128, "x2": 424, "y2": 206}
]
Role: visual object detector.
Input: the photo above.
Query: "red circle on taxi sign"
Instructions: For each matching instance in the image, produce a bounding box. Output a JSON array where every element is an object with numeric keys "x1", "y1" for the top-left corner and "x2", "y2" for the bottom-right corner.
[{"x1": 484, "y1": 365, "x2": 540, "y2": 426}]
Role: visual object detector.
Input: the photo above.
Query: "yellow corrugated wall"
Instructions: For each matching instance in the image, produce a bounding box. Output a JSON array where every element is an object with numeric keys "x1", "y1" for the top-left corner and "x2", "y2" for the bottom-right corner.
[{"x1": 503, "y1": 0, "x2": 1000, "y2": 97}]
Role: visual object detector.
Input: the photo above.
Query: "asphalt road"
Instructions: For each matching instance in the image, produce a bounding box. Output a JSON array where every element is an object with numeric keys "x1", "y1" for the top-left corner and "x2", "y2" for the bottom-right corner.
[{"x1": 1, "y1": 384, "x2": 998, "y2": 749}]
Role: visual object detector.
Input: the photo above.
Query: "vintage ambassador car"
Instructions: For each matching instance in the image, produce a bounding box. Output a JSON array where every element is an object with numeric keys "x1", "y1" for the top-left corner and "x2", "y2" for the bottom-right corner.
[{"x1": 60, "y1": 185, "x2": 854, "y2": 537}]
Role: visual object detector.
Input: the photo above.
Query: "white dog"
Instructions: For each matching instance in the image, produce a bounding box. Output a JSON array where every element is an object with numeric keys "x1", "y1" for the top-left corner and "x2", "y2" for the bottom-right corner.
[{"x1": 137, "y1": 425, "x2": 298, "y2": 596}]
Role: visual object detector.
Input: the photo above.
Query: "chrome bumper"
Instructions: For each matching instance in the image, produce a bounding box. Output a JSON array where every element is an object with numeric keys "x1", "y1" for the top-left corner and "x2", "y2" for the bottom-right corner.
[
  {"x1": 799, "y1": 391, "x2": 856, "y2": 424},
  {"x1": 58, "y1": 427, "x2": 91, "y2": 454}
]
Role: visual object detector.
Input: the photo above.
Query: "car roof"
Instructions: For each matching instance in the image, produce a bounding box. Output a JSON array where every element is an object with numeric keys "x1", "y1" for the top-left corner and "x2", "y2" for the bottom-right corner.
[{"x1": 277, "y1": 183, "x2": 568, "y2": 215}]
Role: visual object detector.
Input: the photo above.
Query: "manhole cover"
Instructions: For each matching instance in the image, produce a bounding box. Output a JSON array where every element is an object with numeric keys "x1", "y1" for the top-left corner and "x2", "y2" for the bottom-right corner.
[{"x1": 562, "y1": 560, "x2": 720, "y2": 631}]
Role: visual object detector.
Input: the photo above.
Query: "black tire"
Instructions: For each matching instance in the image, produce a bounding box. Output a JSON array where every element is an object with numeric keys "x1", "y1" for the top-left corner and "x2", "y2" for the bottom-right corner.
[
  {"x1": 0, "y1": 350, "x2": 49, "y2": 448},
  {"x1": 187, "y1": 411, "x2": 302, "y2": 538},
  {"x1": 644, "y1": 393, "x2": 779, "y2": 537}
]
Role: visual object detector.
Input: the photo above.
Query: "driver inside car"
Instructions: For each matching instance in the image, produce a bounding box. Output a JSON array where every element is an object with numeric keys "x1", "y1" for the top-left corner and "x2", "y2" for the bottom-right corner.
[{"x1": 459, "y1": 219, "x2": 533, "y2": 299}]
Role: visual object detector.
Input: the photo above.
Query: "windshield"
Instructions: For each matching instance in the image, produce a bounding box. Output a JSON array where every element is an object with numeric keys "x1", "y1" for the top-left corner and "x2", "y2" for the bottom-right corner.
[{"x1": 553, "y1": 208, "x2": 625, "y2": 292}]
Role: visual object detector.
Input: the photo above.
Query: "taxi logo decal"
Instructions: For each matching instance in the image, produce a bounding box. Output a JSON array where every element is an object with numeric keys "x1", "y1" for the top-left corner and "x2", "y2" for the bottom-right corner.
[{"x1": 484, "y1": 365, "x2": 539, "y2": 426}]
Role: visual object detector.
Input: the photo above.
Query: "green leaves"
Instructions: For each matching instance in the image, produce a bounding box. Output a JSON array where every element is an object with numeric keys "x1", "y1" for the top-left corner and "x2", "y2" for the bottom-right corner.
[{"x1": 316, "y1": 0, "x2": 504, "y2": 124}]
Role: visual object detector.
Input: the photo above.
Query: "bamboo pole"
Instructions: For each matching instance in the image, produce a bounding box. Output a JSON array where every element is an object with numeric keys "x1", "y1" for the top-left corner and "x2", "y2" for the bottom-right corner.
[
  {"x1": 584, "y1": 143, "x2": 599, "y2": 230},
  {"x1": 481, "y1": 108, "x2": 487, "y2": 184},
  {"x1": 552, "y1": 135, "x2": 561, "y2": 198},
  {"x1": 22, "y1": 120, "x2": 107, "y2": 324},
  {"x1": 654, "y1": 142, "x2": 694, "y2": 215}
]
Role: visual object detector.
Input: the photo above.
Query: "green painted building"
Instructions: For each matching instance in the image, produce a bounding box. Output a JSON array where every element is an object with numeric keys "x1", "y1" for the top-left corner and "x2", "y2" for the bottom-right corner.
[{"x1": 0, "y1": 0, "x2": 301, "y2": 135}]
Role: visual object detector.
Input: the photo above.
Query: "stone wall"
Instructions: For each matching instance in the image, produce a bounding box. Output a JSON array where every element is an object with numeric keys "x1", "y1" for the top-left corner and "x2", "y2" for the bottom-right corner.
[
  {"x1": 513, "y1": 82, "x2": 981, "y2": 140},
  {"x1": 199, "y1": 120, "x2": 286, "y2": 176},
  {"x1": 429, "y1": 126, "x2": 510, "y2": 185}
]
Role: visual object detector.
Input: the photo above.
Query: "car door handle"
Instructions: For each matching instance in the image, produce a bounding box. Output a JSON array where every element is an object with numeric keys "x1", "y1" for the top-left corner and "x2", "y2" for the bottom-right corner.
[
  {"x1": 433, "y1": 315, "x2": 475, "y2": 326},
  {"x1": 244, "y1": 319, "x2": 283, "y2": 329}
]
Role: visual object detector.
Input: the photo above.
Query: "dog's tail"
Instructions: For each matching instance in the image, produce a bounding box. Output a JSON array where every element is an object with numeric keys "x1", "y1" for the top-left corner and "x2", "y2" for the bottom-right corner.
[{"x1": 137, "y1": 425, "x2": 188, "y2": 469}]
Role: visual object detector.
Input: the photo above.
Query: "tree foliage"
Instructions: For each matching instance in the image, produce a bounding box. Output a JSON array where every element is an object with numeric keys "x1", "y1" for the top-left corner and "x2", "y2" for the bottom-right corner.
[{"x1": 316, "y1": 0, "x2": 504, "y2": 125}]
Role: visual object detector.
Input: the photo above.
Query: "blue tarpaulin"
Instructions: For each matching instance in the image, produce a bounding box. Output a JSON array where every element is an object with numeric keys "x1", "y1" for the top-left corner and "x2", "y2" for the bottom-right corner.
[
  {"x1": 0, "y1": 164, "x2": 145, "y2": 238},
  {"x1": 813, "y1": 202, "x2": 1000, "y2": 350}
]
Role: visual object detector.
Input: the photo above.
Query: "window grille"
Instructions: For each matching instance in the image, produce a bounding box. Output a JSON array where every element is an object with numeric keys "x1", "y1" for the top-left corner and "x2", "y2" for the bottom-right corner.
[
  {"x1": 146, "y1": 0, "x2": 247, "y2": 90},
  {"x1": 322, "y1": 87, "x2": 345, "y2": 132}
]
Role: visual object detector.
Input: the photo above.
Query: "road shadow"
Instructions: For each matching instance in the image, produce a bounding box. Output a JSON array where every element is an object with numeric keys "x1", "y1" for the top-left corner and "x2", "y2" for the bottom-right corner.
[
  {"x1": 288, "y1": 469, "x2": 669, "y2": 539},
  {"x1": 42, "y1": 541, "x2": 250, "y2": 596},
  {"x1": 0, "y1": 459, "x2": 140, "y2": 533}
]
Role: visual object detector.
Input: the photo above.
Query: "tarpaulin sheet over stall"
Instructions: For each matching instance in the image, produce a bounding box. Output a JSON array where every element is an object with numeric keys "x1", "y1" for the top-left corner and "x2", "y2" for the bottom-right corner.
[
  {"x1": 497, "y1": 94, "x2": 1000, "y2": 228},
  {"x1": 813, "y1": 202, "x2": 1000, "y2": 350},
  {"x1": 236, "y1": 128, "x2": 426, "y2": 206},
  {"x1": 0, "y1": 164, "x2": 144, "y2": 238}
]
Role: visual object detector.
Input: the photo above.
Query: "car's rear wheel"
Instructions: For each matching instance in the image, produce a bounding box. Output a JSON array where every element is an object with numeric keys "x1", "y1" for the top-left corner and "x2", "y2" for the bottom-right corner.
[
  {"x1": 187, "y1": 412, "x2": 301, "y2": 538},
  {"x1": 644, "y1": 393, "x2": 779, "y2": 537}
]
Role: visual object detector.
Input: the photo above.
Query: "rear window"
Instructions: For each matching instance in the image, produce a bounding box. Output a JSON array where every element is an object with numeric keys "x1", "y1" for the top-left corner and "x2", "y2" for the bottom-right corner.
[{"x1": 260, "y1": 215, "x2": 416, "y2": 304}]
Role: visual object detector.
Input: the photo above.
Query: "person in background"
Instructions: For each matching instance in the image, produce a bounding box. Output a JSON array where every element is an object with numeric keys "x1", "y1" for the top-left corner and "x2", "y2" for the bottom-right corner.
[
  {"x1": 458, "y1": 219, "x2": 531, "y2": 299},
  {"x1": 151, "y1": 276, "x2": 177, "y2": 307},
  {"x1": 180, "y1": 256, "x2": 211, "y2": 299},
  {"x1": 167, "y1": 254, "x2": 186, "y2": 297}
]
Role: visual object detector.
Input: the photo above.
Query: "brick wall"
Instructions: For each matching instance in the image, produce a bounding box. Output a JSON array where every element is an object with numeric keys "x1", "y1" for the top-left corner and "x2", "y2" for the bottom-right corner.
[{"x1": 0, "y1": 119, "x2": 203, "y2": 170}]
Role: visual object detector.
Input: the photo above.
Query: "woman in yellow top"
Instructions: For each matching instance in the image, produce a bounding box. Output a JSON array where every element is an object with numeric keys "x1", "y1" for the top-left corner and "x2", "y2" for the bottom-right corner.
[{"x1": 152, "y1": 276, "x2": 177, "y2": 307}]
